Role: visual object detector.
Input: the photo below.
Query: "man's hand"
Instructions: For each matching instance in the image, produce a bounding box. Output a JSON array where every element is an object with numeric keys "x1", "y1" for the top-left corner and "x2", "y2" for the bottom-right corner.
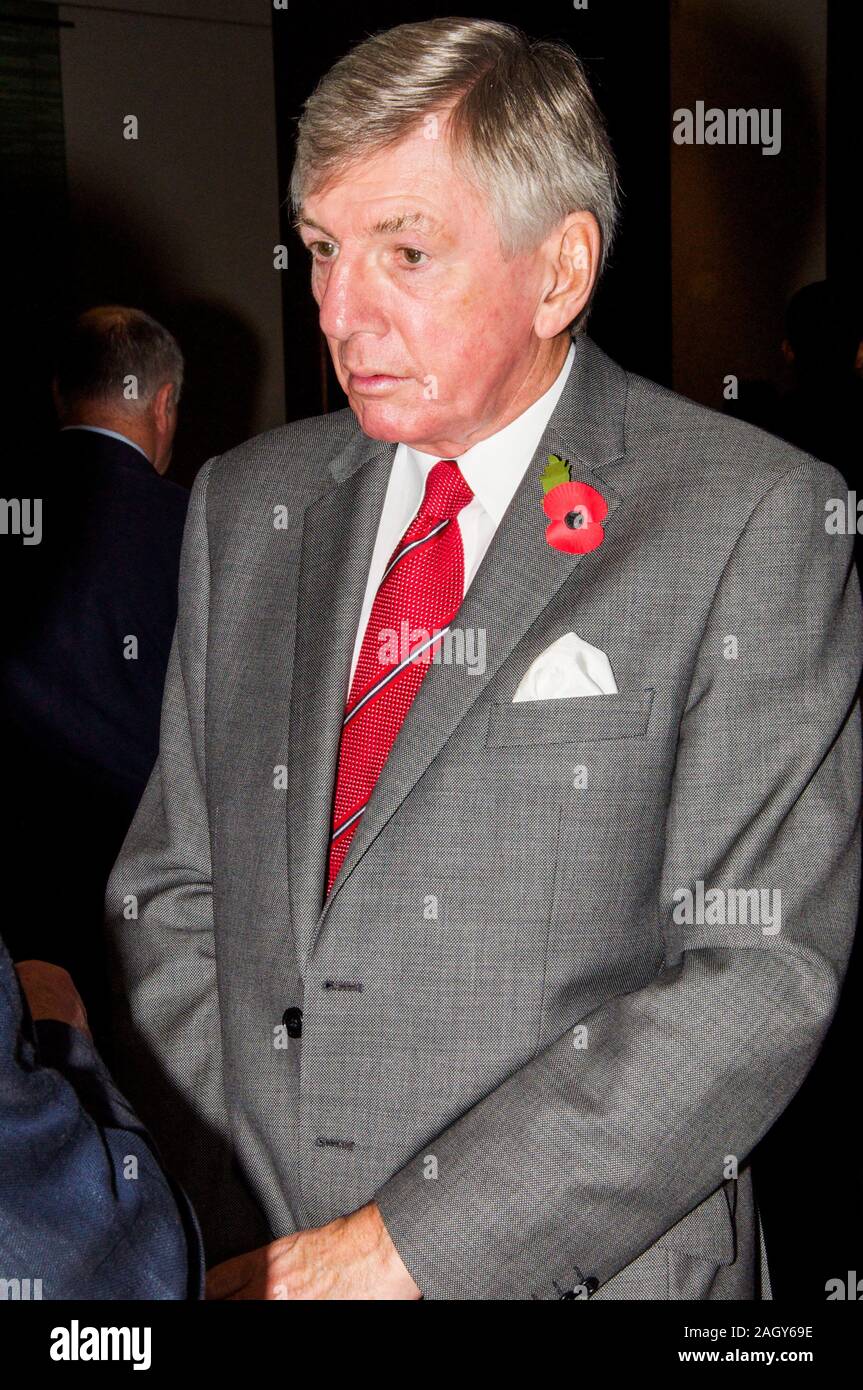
[
  {"x1": 205, "y1": 1201, "x2": 422, "y2": 1300},
  {"x1": 15, "y1": 960, "x2": 91, "y2": 1039}
]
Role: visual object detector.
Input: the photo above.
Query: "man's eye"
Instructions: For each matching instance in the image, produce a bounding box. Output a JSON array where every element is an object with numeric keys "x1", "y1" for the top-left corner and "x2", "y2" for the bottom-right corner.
[{"x1": 305, "y1": 242, "x2": 426, "y2": 266}]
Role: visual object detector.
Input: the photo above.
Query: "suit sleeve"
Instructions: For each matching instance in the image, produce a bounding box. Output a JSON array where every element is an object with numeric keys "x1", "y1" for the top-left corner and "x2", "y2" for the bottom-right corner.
[
  {"x1": 103, "y1": 460, "x2": 268, "y2": 1264},
  {"x1": 373, "y1": 459, "x2": 863, "y2": 1300},
  {"x1": 0, "y1": 939, "x2": 203, "y2": 1299}
]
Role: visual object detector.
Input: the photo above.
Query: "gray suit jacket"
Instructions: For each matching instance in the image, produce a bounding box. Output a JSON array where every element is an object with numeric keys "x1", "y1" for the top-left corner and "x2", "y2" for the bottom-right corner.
[{"x1": 105, "y1": 333, "x2": 862, "y2": 1299}]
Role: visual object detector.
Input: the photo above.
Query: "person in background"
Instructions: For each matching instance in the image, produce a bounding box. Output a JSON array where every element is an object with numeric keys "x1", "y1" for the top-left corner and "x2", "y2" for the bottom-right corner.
[
  {"x1": 1, "y1": 307, "x2": 189, "y2": 1050},
  {"x1": 774, "y1": 279, "x2": 863, "y2": 472},
  {"x1": 0, "y1": 935, "x2": 203, "y2": 1300}
]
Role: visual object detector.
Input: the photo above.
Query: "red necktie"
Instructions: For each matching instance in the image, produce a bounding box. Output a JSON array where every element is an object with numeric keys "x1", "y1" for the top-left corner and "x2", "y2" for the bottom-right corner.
[{"x1": 326, "y1": 459, "x2": 474, "y2": 896}]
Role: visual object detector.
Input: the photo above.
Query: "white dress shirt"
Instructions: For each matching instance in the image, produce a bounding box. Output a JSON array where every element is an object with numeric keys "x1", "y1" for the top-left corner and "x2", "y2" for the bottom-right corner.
[
  {"x1": 61, "y1": 424, "x2": 150, "y2": 462},
  {"x1": 348, "y1": 340, "x2": 575, "y2": 689}
]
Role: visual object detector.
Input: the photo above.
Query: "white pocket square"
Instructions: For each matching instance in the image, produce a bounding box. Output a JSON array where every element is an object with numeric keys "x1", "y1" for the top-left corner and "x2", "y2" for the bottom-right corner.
[{"x1": 512, "y1": 631, "x2": 618, "y2": 701}]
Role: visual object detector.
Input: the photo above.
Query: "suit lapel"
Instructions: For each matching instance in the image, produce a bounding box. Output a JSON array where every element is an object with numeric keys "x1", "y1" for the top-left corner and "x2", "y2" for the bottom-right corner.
[
  {"x1": 290, "y1": 334, "x2": 629, "y2": 968},
  {"x1": 286, "y1": 433, "x2": 396, "y2": 970}
]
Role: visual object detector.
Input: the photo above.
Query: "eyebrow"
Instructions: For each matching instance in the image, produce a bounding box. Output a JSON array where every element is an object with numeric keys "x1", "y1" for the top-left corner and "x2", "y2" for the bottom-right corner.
[{"x1": 294, "y1": 209, "x2": 445, "y2": 239}]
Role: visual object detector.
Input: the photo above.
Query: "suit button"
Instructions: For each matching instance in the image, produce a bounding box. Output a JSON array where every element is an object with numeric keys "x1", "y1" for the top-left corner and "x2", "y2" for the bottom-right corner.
[
  {"x1": 282, "y1": 1007, "x2": 302, "y2": 1038},
  {"x1": 558, "y1": 1274, "x2": 598, "y2": 1299}
]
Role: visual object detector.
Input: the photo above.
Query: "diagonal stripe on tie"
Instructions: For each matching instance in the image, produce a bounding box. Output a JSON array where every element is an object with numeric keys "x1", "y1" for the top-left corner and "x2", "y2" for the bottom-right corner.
[
  {"x1": 341, "y1": 623, "x2": 453, "y2": 731},
  {"x1": 326, "y1": 459, "x2": 474, "y2": 896}
]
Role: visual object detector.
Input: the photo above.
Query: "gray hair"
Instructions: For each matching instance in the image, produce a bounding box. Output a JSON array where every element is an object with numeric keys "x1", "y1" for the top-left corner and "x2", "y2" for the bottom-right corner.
[
  {"x1": 290, "y1": 17, "x2": 621, "y2": 331},
  {"x1": 53, "y1": 305, "x2": 184, "y2": 415}
]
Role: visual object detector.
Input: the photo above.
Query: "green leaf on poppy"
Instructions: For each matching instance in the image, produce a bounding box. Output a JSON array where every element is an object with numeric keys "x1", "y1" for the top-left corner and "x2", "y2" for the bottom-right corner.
[{"x1": 540, "y1": 454, "x2": 571, "y2": 494}]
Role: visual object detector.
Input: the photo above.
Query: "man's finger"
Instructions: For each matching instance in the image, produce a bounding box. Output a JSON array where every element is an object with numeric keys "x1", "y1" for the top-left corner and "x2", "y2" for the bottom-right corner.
[{"x1": 205, "y1": 1253, "x2": 254, "y2": 1300}]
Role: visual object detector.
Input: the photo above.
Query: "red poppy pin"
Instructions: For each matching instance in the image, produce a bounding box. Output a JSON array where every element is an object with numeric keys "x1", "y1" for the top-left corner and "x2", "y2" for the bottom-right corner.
[{"x1": 540, "y1": 454, "x2": 608, "y2": 555}]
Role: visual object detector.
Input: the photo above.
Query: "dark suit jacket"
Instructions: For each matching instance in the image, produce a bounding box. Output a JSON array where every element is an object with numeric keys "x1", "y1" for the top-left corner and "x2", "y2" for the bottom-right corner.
[
  {"x1": 1, "y1": 429, "x2": 188, "y2": 1037},
  {"x1": 0, "y1": 932, "x2": 203, "y2": 1299}
]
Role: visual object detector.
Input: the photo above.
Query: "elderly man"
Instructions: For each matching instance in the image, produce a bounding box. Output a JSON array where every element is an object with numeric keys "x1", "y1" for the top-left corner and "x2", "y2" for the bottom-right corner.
[{"x1": 106, "y1": 18, "x2": 861, "y2": 1300}]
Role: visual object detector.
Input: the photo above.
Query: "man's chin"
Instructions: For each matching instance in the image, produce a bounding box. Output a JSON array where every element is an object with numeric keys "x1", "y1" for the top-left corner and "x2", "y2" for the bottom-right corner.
[{"x1": 349, "y1": 397, "x2": 430, "y2": 446}]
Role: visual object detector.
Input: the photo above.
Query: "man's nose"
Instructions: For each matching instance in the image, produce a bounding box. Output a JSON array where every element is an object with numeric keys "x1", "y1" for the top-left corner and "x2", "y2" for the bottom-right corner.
[{"x1": 317, "y1": 253, "x2": 387, "y2": 342}]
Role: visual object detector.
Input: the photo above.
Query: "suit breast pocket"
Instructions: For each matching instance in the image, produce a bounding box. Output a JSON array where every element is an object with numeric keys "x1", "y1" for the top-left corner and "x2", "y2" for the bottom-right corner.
[{"x1": 486, "y1": 688, "x2": 656, "y2": 748}]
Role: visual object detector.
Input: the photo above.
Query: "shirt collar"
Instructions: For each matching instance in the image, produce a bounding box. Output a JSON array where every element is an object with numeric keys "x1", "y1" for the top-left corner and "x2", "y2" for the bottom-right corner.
[
  {"x1": 403, "y1": 339, "x2": 575, "y2": 524},
  {"x1": 61, "y1": 424, "x2": 152, "y2": 464}
]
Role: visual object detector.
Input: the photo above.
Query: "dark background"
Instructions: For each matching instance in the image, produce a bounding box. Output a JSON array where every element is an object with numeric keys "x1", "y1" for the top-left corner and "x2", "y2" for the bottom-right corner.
[{"x1": 2, "y1": 0, "x2": 861, "y2": 1301}]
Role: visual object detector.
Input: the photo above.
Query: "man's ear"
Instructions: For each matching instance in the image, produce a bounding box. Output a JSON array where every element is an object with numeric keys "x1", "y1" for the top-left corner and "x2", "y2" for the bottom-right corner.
[
  {"x1": 534, "y1": 211, "x2": 601, "y2": 341},
  {"x1": 781, "y1": 337, "x2": 795, "y2": 367},
  {"x1": 153, "y1": 380, "x2": 175, "y2": 429}
]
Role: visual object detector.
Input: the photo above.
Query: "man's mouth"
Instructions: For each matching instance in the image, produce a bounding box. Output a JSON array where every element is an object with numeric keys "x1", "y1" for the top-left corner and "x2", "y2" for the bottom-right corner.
[{"x1": 346, "y1": 370, "x2": 408, "y2": 394}]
